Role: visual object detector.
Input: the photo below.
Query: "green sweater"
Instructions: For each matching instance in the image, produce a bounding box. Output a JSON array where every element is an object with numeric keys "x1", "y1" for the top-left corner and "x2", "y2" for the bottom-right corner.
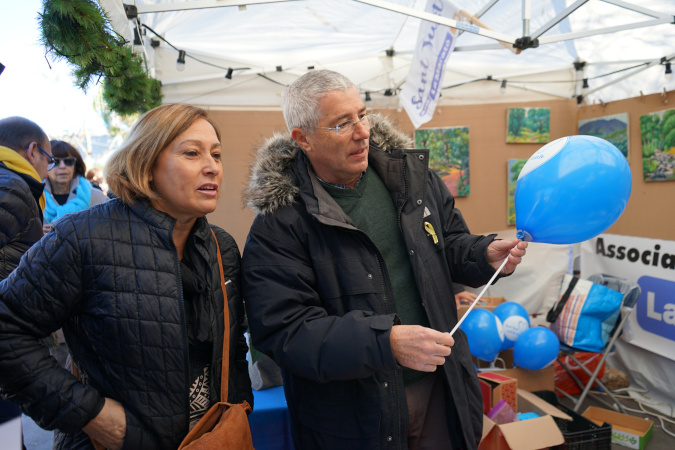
[{"x1": 322, "y1": 168, "x2": 430, "y2": 385}]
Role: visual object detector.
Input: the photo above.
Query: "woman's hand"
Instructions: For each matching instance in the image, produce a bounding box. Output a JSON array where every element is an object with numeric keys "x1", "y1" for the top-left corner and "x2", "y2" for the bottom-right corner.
[
  {"x1": 486, "y1": 239, "x2": 528, "y2": 275},
  {"x1": 42, "y1": 224, "x2": 52, "y2": 235},
  {"x1": 82, "y1": 397, "x2": 126, "y2": 450}
]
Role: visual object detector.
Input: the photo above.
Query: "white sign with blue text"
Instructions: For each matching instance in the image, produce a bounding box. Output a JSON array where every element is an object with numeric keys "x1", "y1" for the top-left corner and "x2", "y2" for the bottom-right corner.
[
  {"x1": 400, "y1": 0, "x2": 460, "y2": 129},
  {"x1": 580, "y1": 233, "x2": 675, "y2": 361}
]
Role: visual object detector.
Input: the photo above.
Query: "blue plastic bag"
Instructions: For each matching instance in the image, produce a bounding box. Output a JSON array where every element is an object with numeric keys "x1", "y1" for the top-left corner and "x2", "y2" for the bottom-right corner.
[{"x1": 550, "y1": 275, "x2": 624, "y2": 352}]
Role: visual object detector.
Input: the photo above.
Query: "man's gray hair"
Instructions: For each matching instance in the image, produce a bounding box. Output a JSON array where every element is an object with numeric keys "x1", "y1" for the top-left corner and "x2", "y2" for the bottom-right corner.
[
  {"x1": 281, "y1": 70, "x2": 355, "y2": 133},
  {"x1": 0, "y1": 116, "x2": 48, "y2": 152}
]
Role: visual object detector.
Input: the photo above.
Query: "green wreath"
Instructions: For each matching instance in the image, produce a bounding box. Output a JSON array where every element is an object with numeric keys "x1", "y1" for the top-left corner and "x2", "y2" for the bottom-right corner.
[{"x1": 40, "y1": 0, "x2": 162, "y2": 117}]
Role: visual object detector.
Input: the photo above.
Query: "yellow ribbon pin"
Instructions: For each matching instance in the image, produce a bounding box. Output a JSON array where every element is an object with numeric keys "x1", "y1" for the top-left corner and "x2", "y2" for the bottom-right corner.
[{"x1": 424, "y1": 222, "x2": 438, "y2": 245}]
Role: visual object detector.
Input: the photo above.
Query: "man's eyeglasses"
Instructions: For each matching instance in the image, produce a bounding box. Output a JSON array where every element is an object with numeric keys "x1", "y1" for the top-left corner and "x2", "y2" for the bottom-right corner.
[
  {"x1": 26, "y1": 144, "x2": 55, "y2": 171},
  {"x1": 53, "y1": 156, "x2": 77, "y2": 167},
  {"x1": 319, "y1": 113, "x2": 373, "y2": 136}
]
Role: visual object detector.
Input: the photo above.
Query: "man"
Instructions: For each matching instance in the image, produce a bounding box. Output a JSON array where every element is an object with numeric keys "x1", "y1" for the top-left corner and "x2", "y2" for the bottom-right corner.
[
  {"x1": 0, "y1": 116, "x2": 52, "y2": 430},
  {"x1": 242, "y1": 70, "x2": 527, "y2": 450}
]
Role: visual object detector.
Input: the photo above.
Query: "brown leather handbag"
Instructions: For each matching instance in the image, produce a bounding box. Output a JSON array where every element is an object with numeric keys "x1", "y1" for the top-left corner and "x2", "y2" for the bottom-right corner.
[{"x1": 178, "y1": 229, "x2": 254, "y2": 449}]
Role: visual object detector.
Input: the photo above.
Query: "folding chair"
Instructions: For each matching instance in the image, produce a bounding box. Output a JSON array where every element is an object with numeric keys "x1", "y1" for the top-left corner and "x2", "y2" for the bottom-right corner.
[{"x1": 554, "y1": 273, "x2": 641, "y2": 413}]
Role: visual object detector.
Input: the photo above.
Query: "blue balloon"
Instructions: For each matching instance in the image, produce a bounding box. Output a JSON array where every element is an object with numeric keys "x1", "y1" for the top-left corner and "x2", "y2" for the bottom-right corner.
[
  {"x1": 513, "y1": 327, "x2": 560, "y2": 370},
  {"x1": 515, "y1": 135, "x2": 631, "y2": 244},
  {"x1": 493, "y1": 302, "x2": 530, "y2": 351},
  {"x1": 459, "y1": 309, "x2": 504, "y2": 362}
]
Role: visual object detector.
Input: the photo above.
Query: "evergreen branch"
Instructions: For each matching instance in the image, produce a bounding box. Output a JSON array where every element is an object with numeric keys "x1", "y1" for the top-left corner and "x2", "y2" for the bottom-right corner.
[{"x1": 39, "y1": 0, "x2": 162, "y2": 117}]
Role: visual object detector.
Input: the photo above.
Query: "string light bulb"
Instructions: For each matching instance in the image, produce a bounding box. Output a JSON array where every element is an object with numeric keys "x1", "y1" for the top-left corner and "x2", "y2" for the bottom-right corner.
[
  {"x1": 365, "y1": 91, "x2": 372, "y2": 103},
  {"x1": 666, "y1": 62, "x2": 672, "y2": 79},
  {"x1": 500, "y1": 80, "x2": 507, "y2": 94},
  {"x1": 176, "y1": 50, "x2": 186, "y2": 71}
]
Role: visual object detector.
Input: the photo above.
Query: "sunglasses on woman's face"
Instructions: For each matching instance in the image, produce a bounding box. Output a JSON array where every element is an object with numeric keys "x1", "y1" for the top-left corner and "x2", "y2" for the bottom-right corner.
[{"x1": 53, "y1": 156, "x2": 77, "y2": 167}]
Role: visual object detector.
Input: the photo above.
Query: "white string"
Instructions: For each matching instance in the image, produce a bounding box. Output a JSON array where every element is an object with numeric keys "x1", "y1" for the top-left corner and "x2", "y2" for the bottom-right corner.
[{"x1": 450, "y1": 255, "x2": 511, "y2": 337}]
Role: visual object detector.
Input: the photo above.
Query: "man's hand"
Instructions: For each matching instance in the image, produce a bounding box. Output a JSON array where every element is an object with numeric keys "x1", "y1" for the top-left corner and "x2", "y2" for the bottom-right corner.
[
  {"x1": 486, "y1": 239, "x2": 528, "y2": 275},
  {"x1": 82, "y1": 397, "x2": 126, "y2": 450},
  {"x1": 390, "y1": 325, "x2": 453, "y2": 372}
]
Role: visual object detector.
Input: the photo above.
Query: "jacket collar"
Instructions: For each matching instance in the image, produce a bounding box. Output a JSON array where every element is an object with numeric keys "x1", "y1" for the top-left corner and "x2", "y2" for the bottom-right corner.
[
  {"x1": 127, "y1": 198, "x2": 211, "y2": 242},
  {"x1": 0, "y1": 161, "x2": 46, "y2": 210}
]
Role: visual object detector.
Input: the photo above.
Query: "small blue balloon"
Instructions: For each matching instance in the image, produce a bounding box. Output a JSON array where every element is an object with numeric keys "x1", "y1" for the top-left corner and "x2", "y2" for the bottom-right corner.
[
  {"x1": 459, "y1": 309, "x2": 504, "y2": 362},
  {"x1": 513, "y1": 327, "x2": 560, "y2": 370},
  {"x1": 493, "y1": 302, "x2": 530, "y2": 351},
  {"x1": 515, "y1": 135, "x2": 631, "y2": 244}
]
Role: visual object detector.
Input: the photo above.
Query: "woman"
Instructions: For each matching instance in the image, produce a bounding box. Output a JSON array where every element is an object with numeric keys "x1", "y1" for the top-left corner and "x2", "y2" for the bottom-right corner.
[
  {"x1": 43, "y1": 140, "x2": 108, "y2": 233},
  {"x1": 0, "y1": 104, "x2": 253, "y2": 449}
]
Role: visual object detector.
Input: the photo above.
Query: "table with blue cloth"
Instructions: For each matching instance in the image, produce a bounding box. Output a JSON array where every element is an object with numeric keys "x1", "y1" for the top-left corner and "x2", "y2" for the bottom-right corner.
[{"x1": 249, "y1": 386, "x2": 295, "y2": 450}]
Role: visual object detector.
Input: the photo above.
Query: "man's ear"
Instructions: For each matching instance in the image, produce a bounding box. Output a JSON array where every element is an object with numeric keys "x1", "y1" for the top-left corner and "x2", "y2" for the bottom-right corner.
[
  {"x1": 23, "y1": 142, "x2": 37, "y2": 165},
  {"x1": 292, "y1": 128, "x2": 312, "y2": 154}
]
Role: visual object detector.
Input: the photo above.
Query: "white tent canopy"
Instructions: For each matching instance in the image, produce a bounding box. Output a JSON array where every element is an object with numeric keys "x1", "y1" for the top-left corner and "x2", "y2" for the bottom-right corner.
[{"x1": 101, "y1": 0, "x2": 675, "y2": 110}]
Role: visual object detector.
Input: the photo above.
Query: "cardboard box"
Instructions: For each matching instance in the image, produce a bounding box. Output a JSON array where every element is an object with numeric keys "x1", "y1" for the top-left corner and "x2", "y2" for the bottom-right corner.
[
  {"x1": 582, "y1": 406, "x2": 654, "y2": 449},
  {"x1": 478, "y1": 372, "x2": 518, "y2": 414},
  {"x1": 489, "y1": 365, "x2": 556, "y2": 392},
  {"x1": 458, "y1": 296, "x2": 506, "y2": 320},
  {"x1": 479, "y1": 389, "x2": 572, "y2": 450},
  {"x1": 475, "y1": 349, "x2": 556, "y2": 392}
]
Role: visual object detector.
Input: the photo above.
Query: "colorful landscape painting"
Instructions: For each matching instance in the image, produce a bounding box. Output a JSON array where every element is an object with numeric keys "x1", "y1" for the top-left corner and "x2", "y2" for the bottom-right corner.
[
  {"x1": 578, "y1": 113, "x2": 628, "y2": 158},
  {"x1": 507, "y1": 158, "x2": 527, "y2": 225},
  {"x1": 640, "y1": 108, "x2": 675, "y2": 181},
  {"x1": 415, "y1": 126, "x2": 470, "y2": 197},
  {"x1": 507, "y1": 107, "x2": 550, "y2": 143}
]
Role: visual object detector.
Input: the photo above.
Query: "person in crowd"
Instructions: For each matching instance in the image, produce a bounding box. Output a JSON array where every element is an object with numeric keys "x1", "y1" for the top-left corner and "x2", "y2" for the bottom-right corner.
[
  {"x1": 41, "y1": 140, "x2": 110, "y2": 367},
  {"x1": 85, "y1": 167, "x2": 105, "y2": 192},
  {"x1": 0, "y1": 115, "x2": 53, "y2": 442},
  {"x1": 0, "y1": 104, "x2": 253, "y2": 449},
  {"x1": 42, "y1": 140, "x2": 108, "y2": 235},
  {"x1": 242, "y1": 69, "x2": 527, "y2": 450}
]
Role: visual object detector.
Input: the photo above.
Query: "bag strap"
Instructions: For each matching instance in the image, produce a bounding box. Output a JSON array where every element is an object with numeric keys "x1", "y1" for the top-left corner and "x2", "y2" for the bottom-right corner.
[
  {"x1": 211, "y1": 228, "x2": 230, "y2": 403},
  {"x1": 547, "y1": 275, "x2": 579, "y2": 323}
]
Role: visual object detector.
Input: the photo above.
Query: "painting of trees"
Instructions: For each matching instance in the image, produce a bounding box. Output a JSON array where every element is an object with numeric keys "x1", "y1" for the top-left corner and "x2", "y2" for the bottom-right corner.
[
  {"x1": 640, "y1": 108, "x2": 675, "y2": 181},
  {"x1": 578, "y1": 113, "x2": 628, "y2": 158},
  {"x1": 507, "y1": 107, "x2": 550, "y2": 143},
  {"x1": 415, "y1": 126, "x2": 470, "y2": 197}
]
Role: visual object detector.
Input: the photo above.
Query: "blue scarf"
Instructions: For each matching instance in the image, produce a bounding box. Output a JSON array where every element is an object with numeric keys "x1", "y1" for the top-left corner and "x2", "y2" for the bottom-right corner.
[{"x1": 44, "y1": 175, "x2": 93, "y2": 223}]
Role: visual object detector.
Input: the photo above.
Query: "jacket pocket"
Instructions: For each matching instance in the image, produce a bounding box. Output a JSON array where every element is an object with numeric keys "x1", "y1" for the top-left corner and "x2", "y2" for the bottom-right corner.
[{"x1": 313, "y1": 257, "x2": 382, "y2": 314}]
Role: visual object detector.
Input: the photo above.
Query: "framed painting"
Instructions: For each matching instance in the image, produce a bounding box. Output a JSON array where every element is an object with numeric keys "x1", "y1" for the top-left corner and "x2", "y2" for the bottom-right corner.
[
  {"x1": 640, "y1": 108, "x2": 675, "y2": 181},
  {"x1": 507, "y1": 107, "x2": 550, "y2": 143},
  {"x1": 415, "y1": 126, "x2": 470, "y2": 197},
  {"x1": 578, "y1": 113, "x2": 628, "y2": 158},
  {"x1": 507, "y1": 158, "x2": 527, "y2": 225}
]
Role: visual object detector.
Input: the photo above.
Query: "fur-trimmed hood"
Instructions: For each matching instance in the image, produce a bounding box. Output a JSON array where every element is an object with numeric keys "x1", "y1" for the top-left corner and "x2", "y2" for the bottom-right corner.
[{"x1": 244, "y1": 114, "x2": 413, "y2": 215}]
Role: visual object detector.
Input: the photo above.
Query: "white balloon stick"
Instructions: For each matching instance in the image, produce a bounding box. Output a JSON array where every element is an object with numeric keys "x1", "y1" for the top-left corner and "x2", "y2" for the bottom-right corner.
[{"x1": 449, "y1": 255, "x2": 511, "y2": 337}]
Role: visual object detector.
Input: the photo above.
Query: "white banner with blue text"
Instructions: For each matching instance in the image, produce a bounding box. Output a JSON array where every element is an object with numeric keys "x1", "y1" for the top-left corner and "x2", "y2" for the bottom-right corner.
[
  {"x1": 580, "y1": 233, "x2": 675, "y2": 361},
  {"x1": 400, "y1": 0, "x2": 461, "y2": 129}
]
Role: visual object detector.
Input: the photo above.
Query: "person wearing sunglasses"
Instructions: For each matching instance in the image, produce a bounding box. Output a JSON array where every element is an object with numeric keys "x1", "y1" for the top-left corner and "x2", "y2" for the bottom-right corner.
[
  {"x1": 42, "y1": 140, "x2": 109, "y2": 234},
  {"x1": 0, "y1": 115, "x2": 52, "y2": 443},
  {"x1": 242, "y1": 70, "x2": 527, "y2": 450}
]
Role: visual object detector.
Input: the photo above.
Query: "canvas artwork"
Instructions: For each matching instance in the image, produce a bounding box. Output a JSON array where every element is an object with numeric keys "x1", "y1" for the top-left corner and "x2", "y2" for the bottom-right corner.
[
  {"x1": 640, "y1": 108, "x2": 675, "y2": 181},
  {"x1": 507, "y1": 107, "x2": 550, "y2": 143},
  {"x1": 507, "y1": 158, "x2": 527, "y2": 225},
  {"x1": 415, "y1": 126, "x2": 470, "y2": 197},
  {"x1": 578, "y1": 113, "x2": 629, "y2": 158}
]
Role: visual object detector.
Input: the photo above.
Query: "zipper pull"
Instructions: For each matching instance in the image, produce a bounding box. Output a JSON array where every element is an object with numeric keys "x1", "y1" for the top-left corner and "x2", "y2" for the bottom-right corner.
[{"x1": 424, "y1": 221, "x2": 438, "y2": 245}]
